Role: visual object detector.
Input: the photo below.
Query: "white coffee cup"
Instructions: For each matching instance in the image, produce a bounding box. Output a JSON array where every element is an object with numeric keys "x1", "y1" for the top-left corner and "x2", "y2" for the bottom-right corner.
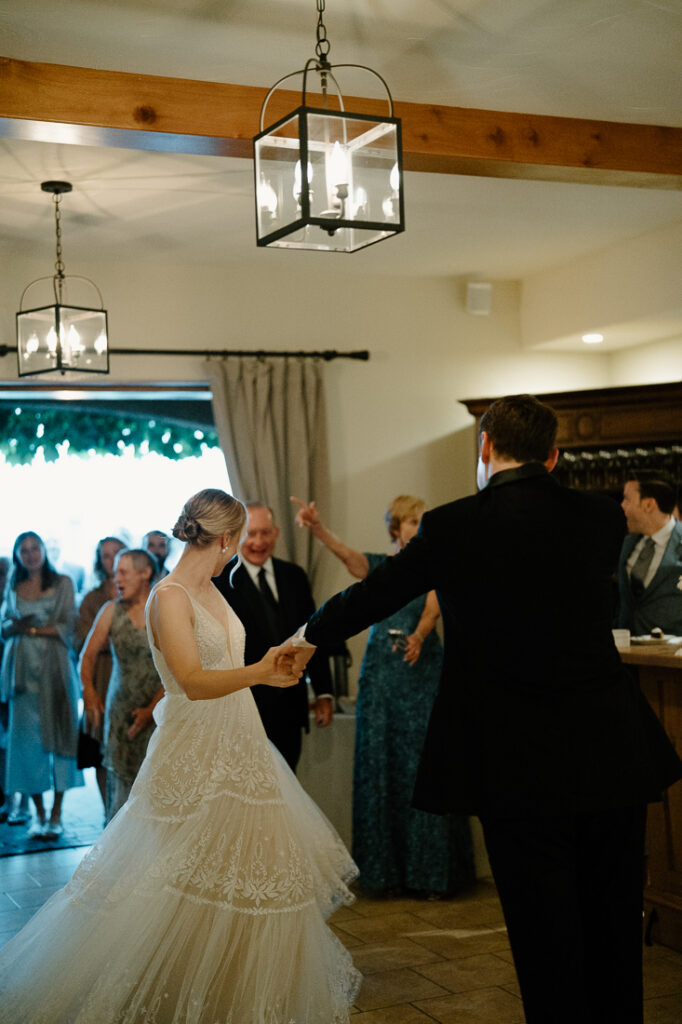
[{"x1": 612, "y1": 628, "x2": 630, "y2": 650}]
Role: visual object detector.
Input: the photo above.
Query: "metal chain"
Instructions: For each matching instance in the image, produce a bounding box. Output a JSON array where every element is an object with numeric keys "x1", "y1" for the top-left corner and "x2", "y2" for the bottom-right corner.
[
  {"x1": 315, "y1": 0, "x2": 330, "y2": 61},
  {"x1": 53, "y1": 193, "x2": 66, "y2": 281},
  {"x1": 52, "y1": 192, "x2": 66, "y2": 304}
]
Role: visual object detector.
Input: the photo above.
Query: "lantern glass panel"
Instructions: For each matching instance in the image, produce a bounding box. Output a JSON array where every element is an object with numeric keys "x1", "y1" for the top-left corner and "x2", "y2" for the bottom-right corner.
[
  {"x1": 255, "y1": 107, "x2": 403, "y2": 252},
  {"x1": 17, "y1": 305, "x2": 109, "y2": 376}
]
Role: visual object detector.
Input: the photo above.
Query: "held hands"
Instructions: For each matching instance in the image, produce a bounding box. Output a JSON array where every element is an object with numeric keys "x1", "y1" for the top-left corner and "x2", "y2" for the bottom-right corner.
[
  {"x1": 261, "y1": 643, "x2": 305, "y2": 688},
  {"x1": 273, "y1": 634, "x2": 316, "y2": 681},
  {"x1": 290, "y1": 496, "x2": 320, "y2": 531}
]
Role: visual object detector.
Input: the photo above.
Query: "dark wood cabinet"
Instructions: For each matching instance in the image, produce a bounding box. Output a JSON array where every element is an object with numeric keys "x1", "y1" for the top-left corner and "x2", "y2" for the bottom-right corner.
[
  {"x1": 621, "y1": 646, "x2": 682, "y2": 953},
  {"x1": 461, "y1": 381, "x2": 682, "y2": 496}
]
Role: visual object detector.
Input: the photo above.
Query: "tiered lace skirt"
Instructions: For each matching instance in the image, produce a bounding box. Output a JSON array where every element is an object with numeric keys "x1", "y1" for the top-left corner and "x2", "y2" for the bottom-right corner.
[{"x1": 0, "y1": 690, "x2": 361, "y2": 1023}]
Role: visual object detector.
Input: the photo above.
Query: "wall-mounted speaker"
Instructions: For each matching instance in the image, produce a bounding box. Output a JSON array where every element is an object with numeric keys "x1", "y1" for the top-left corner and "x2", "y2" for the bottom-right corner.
[{"x1": 465, "y1": 281, "x2": 492, "y2": 315}]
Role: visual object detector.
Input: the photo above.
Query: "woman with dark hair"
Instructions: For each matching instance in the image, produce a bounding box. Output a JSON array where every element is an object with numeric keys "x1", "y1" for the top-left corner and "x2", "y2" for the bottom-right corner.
[
  {"x1": 74, "y1": 536, "x2": 126, "y2": 811},
  {"x1": 80, "y1": 548, "x2": 163, "y2": 822},
  {"x1": 0, "y1": 531, "x2": 83, "y2": 838}
]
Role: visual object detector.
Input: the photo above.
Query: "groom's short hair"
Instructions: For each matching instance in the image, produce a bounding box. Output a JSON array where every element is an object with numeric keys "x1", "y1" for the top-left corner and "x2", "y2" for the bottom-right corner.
[{"x1": 480, "y1": 394, "x2": 557, "y2": 464}]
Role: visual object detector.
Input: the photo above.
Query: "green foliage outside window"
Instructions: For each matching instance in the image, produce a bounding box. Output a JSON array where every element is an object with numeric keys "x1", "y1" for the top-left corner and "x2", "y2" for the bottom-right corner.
[{"x1": 0, "y1": 406, "x2": 219, "y2": 464}]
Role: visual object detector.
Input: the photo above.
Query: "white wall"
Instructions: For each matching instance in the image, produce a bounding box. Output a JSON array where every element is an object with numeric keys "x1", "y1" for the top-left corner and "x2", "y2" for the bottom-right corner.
[
  {"x1": 607, "y1": 334, "x2": 682, "y2": 386},
  {"x1": 2, "y1": 251, "x2": 676, "y2": 687},
  {"x1": 521, "y1": 221, "x2": 682, "y2": 350}
]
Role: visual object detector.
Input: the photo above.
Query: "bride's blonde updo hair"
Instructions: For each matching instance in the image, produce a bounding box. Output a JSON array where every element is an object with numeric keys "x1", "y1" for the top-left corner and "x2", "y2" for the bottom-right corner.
[{"x1": 172, "y1": 489, "x2": 246, "y2": 547}]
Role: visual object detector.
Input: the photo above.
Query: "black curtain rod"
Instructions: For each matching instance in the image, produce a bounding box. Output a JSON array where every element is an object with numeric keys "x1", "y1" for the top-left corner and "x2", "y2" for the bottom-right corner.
[
  {"x1": 0, "y1": 345, "x2": 370, "y2": 362},
  {"x1": 117, "y1": 347, "x2": 370, "y2": 361}
]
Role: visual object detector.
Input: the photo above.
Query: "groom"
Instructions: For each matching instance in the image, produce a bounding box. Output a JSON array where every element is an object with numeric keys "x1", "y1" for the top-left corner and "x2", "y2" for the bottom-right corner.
[{"x1": 288, "y1": 394, "x2": 682, "y2": 1024}]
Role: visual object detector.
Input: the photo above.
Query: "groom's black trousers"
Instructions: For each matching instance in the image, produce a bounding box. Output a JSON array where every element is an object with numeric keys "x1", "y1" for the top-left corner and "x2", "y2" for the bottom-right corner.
[{"x1": 480, "y1": 804, "x2": 647, "y2": 1024}]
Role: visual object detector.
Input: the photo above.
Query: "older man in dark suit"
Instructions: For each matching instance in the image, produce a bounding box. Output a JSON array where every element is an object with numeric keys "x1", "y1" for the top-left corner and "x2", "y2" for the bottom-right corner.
[
  {"x1": 213, "y1": 502, "x2": 333, "y2": 771},
  {"x1": 288, "y1": 395, "x2": 682, "y2": 1024}
]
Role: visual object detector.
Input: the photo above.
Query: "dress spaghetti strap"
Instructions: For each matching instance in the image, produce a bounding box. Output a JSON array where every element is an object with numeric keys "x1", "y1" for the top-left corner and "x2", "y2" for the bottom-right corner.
[{"x1": 153, "y1": 581, "x2": 193, "y2": 599}]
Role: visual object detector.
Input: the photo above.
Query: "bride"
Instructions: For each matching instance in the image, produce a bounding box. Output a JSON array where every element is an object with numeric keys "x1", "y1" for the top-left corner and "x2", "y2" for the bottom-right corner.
[{"x1": 0, "y1": 489, "x2": 361, "y2": 1023}]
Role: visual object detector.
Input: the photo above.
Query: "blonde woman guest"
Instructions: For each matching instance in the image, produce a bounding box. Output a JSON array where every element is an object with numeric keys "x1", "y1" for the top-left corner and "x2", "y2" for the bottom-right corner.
[
  {"x1": 0, "y1": 489, "x2": 360, "y2": 1023},
  {"x1": 80, "y1": 549, "x2": 163, "y2": 822},
  {"x1": 293, "y1": 494, "x2": 475, "y2": 898},
  {"x1": 0, "y1": 532, "x2": 83, "y2": 839},
  {"x1": 74, "y1": 536, "x2": 126, "y2": 809}
]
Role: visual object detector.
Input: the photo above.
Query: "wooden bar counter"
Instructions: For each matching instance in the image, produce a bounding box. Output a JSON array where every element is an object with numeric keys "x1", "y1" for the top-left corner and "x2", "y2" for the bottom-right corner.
[{"x1": 621, "y1": 642, "x2": 682, "y2": 951}]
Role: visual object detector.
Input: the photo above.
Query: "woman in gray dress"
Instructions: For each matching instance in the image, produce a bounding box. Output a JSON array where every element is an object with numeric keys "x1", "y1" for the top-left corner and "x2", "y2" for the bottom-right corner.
[{"x1": 80, "y1": 548, "x2": 163, "y2": 822}]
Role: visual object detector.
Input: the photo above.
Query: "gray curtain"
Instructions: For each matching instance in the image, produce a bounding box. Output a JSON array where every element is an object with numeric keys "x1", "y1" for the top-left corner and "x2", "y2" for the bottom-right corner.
[{"x1": 205, "y1": 356, "x2": 331, "y2": 581}]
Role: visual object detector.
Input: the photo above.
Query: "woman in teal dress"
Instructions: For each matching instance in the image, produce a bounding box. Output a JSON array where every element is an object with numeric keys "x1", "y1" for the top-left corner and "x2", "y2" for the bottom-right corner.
[
  {"x1": 293, "y1": 495, "x2": 475, "y2": 896},
  {"x1": 0, "y1": 532, "x2": 83, "y2": 838},
  {"x1": 80, "y1": 549, "x2": 163, "y2": 822}
]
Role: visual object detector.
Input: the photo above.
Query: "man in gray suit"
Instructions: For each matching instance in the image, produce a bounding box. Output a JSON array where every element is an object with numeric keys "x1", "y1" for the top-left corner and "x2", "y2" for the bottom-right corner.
[{"x1": 617, "y1": 474, "x2": 682, "y2": 636}]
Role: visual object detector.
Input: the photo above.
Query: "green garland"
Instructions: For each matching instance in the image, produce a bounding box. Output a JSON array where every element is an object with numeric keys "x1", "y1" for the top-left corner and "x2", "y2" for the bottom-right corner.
[{"x1": 0, "y1": 406, "x2": 219, "y2": 465}]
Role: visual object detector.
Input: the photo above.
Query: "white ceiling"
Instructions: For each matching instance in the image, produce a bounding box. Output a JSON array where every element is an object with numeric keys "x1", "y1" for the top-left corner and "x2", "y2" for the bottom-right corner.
[{"x1": 1, "y1": 0, "x2": 682, "y2": 344}]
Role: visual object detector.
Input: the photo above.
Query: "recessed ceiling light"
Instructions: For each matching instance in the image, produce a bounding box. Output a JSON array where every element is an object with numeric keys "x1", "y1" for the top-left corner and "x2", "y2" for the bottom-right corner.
[{"x1": 582, "y1": 333, "x2": 604, "y2": 344}]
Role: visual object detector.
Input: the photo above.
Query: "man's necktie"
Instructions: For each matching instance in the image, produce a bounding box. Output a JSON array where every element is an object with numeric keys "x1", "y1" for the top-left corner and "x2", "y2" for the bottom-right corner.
[
  {"x1": 630, "y1": 537, "x2": 656, "y2": 597},
  {"x1": 258, "y1": 568, "x2": 278, "y2": 607},
  {"x1": 258, "y1": 568, "x2": 282, "y2": 644}
]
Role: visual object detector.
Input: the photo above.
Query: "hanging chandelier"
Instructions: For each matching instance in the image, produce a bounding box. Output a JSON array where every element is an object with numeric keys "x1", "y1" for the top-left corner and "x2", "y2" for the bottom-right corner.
[
  {"x1": 16, "y1": 181, "x2": 109, "y2": 377},
  {"x1": 253, "y1": 0, "x2": 404, "y2": 253}
]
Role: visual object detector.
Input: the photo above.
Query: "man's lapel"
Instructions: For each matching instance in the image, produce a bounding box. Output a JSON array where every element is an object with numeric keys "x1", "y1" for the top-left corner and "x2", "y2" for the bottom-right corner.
[
  {"x1": 622, "y1": 533, "x2": 640, "y2": 566},
  {"x1": 231, "y1": 561, "x2": 263, "y2": 617}
]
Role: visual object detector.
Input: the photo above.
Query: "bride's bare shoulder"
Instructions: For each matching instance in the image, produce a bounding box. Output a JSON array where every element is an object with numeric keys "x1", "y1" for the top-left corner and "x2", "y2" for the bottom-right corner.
[{"x1": 148, "y1": 582, "x2": 194, "y2": 617}]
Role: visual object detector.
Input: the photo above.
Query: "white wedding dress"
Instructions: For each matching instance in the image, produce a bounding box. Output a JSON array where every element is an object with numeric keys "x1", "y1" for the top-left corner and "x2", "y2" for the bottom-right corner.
[{"x1": 0, "y1": 584, "x2": 361, "y2": 1023}]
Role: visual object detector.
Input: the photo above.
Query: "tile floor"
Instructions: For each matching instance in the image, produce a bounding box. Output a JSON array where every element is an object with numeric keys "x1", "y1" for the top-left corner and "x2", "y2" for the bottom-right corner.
[{"x1": 0, "y1": 850, "x2": 681, "y2": 1022}]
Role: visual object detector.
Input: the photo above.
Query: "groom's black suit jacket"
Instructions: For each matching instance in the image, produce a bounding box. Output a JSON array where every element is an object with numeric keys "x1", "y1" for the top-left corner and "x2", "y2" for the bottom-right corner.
[
  {"x1": 306, "y1": 464, "x2": 682, "y2": 817},
  {"x1": 214, "y1": 556, "x2": 333, "y2": 760}
]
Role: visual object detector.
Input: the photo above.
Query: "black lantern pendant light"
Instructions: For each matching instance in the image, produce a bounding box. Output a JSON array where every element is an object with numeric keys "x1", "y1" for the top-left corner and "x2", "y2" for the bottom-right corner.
[
  {"x1": 254, "y1": 0, "x2": 404, "y2": 253},
  {"x1": 16, "y1": 181, "x2": 109, "y2": 377}
]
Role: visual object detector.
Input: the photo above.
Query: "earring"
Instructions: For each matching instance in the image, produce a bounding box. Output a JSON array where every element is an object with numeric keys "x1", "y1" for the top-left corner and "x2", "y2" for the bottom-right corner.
[{"x1": 221, "y1": 546, "x2": 227, "y2": 553}]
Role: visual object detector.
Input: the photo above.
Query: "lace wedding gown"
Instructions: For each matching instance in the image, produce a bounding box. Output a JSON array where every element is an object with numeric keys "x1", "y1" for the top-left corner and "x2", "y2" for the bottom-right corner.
[{"x1": 0, "y1": 583, "x2": 361, "y2": 1023}]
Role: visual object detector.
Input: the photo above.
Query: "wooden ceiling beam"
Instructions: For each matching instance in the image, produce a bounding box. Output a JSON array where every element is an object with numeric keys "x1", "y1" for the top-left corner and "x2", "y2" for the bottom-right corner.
[{"x1": 1, "y1": 57, "x2": 681, "y2": 188}]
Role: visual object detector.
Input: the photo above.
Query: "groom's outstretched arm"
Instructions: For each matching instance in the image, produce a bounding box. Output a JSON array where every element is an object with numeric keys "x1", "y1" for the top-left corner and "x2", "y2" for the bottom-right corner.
[
  {"x1": 307, "y1": 530, "x2": 436, "y2": 651},
  {"x1": 274, "y1": 523, "x2": 439, "y2": 675}
]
